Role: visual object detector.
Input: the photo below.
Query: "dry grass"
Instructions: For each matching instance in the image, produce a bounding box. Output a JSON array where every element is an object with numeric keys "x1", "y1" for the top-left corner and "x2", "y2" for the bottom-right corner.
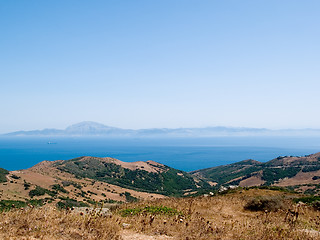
[
  {"x1": 0, "y1": 206, "x2": 121, "y2": 240},
  {"x1": 1, "y1": 189, "x2": 320, "y2": 239},
  {"x1": 117, "y1": 189, "x2": 320, "y2": 240}
]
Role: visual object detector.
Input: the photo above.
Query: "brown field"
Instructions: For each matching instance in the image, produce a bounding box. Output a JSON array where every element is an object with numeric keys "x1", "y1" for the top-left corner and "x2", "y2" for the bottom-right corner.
[{"x1": 1, "y1": 188, "x2": 320, "y2": 239}]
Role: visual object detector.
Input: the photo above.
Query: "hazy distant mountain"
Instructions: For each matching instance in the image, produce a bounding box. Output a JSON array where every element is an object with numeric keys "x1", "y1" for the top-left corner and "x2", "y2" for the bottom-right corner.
[
  {"x1": 4, "y1": 121, "x2": 132, "y2": 137},
  {"x1": 3, "y1": 121, "x2": 320, "y2": 137},
  {"x1": 64, "y1": 121, "x2": 134, "y2": 135}
]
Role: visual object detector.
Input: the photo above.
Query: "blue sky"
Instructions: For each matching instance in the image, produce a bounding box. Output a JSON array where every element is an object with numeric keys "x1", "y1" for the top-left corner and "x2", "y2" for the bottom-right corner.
[{"x1": 1, "y1": 0, "x2": 320, "y2": 133}]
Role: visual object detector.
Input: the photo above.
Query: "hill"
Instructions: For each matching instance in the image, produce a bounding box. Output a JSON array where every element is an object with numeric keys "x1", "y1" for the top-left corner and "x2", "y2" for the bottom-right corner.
[
  {"x1": 51, "y1": 156, "x2": 210, "y2": 196},
  {"x1": 2, "y1": 151, "x2": 320, "y2": 208},
  {"x1": 0, "y1": 156, "x2": 209, "y2": 207},
  {"x1": 191, "y1": 152, "x2": 320, "y2": 194}
]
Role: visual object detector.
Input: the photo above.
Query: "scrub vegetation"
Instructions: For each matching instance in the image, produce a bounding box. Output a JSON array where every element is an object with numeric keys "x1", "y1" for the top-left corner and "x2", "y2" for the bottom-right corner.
[
  {"x1": 0, "y1": 168, "x2": 9, "y2": 183},
  {"x1": 1, "y1": 188, "x2": 320, "y2": 239}
]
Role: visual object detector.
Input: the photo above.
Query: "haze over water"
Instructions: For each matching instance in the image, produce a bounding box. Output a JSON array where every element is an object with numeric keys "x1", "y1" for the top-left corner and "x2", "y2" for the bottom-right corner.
[{"x1": 1, "y1": 136, "x2": 320, "y2": 172}]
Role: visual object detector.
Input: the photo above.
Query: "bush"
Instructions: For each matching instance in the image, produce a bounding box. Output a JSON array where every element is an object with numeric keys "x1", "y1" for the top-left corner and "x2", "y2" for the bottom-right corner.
[
  {"x1": 29, "y1": 186, "x2": 57, "y2": 198},
  {"x1": 10, "y1": 175, "x2": 20, "y2": 179},
  {"x1": 29, "y1": 186, "x2": 46, "y2": 197},
  {"x1": 124, "y1": 192, "x2": 138, "y2": 202},
  {"x1": 24, "y1": 181, "x2": 31, "y2": 190},
  {"x1": 51, "y1": 184, "x2": 68, "y2": 193},
  {"x1": 244, "y1": 196, "x2": 285, "y2": 212}
]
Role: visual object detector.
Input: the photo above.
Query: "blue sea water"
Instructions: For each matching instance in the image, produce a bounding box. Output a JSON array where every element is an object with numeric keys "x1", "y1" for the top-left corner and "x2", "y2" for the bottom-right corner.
[{"x1": 1, "y1": 136, "x2": 320, "y2": 172}]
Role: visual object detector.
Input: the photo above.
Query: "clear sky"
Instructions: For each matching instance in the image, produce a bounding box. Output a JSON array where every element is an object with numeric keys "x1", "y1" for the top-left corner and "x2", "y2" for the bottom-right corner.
[{"x1": 1, "y1": 0, "x2": 320, "y2": 133}]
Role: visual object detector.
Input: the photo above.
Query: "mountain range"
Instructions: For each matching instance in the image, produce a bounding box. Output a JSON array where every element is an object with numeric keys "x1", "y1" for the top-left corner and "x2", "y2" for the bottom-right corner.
[{"x1": 4, "y1": 121, "x2": 320, "y2": 137}]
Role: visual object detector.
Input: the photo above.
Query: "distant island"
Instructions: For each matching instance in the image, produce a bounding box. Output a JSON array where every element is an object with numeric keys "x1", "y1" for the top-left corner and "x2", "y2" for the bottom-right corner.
[{"x1": 3, "y1": 121, "x2": 320, "y2": 137}]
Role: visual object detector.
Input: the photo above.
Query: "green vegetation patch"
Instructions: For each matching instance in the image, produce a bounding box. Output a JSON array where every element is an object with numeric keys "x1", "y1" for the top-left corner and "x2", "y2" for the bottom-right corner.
[
  {"x1": 250, "y1": 185, "x2": 296, "y2": 193},
  {"x1": 293, "y1": 196, "x2": 320, "y2": 211},
  {"x1": 199, "y1": 165, "x2": 262, "y2": 185},
  {"x1": 302, "y1": 165, "x2": 320, "y2": 172},
  {"x1": 10, "y1": 174, "x2": 20, "y2": 179},
  {"x1": 0, "y1": 168, "x2": 9, "y2": 183},
  {"x1": 23, "y1": 180, "x2": 31, "y2": 190},
  {"x1": 120, "y1": 205, "x2": 183, "y2": 217},
  {"x1": 62, "y1": 180, "x2": 82, "y2": 189},
  {"x1": 123, "y1": 192, "x2": 138, "y2": 202},
  {"x1": 262, "y1": 167, "x2": 301, "y2": 185},
  {"x1": 29, "y1": 186, "x2": 57, "y2": 198},
  {"x1": 51, "y1": 184, "x2": 68, "y2": 193},
  {"x1": 0, "y1": 199, "x2": 43, "y2": 212},
  {"x1": 293, "y1": 196, "x2": 320, "y2": 204},
  {"x1": 56, "y1": 198, "x2": 89, "y2": 209}
]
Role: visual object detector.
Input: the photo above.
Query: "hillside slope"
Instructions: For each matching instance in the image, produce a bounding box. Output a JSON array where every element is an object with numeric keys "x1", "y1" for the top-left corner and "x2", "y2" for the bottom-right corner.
[
  {"x1": 0, "y1": 156, "x2": 209, "y2": 206},
  {"x1": 52, "y1": 156, "x2": 210, "y2": 196},
  {"x1": 191, "y1": 152, "x2": 320, "y2": 194}
]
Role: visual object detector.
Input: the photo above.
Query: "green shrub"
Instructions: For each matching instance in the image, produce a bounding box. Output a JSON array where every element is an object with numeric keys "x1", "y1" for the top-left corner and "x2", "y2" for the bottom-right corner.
[
  {"x1": 29, "y1": 186, "x2": 57, "y2": 198},
  {"x1": 124, "y1": 192, "x2": 138, "y2": 202},
  {"x1": 23, "y1": 181, "x2": 31, "y2": 190},
  {"x1": 10, "y1": 174, "x2": 20, "y2": 179},
  {"x1": 51, "y1": 184, "x2": 68, "y2": 193}
]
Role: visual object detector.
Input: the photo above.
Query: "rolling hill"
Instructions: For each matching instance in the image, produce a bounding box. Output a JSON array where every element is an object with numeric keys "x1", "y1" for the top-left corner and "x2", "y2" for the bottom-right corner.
[
  {"x1": 2, "y1": 152, "x2": 320, "y2": 208},
  {"x1": 0, "y1": 156, "x2": 209, "y2": 207},
  {"x1": 191, "y1": 152, "x2": 320, "y2": 194}
]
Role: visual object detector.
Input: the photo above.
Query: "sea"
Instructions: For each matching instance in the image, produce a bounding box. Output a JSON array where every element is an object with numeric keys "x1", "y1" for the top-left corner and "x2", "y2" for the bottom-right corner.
[{"x1": 1, "y1": 136, "x2": 320, "y2": 172}]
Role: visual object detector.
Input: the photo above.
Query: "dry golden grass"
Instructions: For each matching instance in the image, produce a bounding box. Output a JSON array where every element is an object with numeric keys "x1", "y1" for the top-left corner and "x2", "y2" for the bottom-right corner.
[
  {"x1": 1, "y1": 189, "x2": 320, "y2": 239},
  {"x1": 117, "y1": 189, "x2": 320, "y2": 240},
  {"x1": 0, "y1": 206, "x2": 121, "y2": 240}
]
